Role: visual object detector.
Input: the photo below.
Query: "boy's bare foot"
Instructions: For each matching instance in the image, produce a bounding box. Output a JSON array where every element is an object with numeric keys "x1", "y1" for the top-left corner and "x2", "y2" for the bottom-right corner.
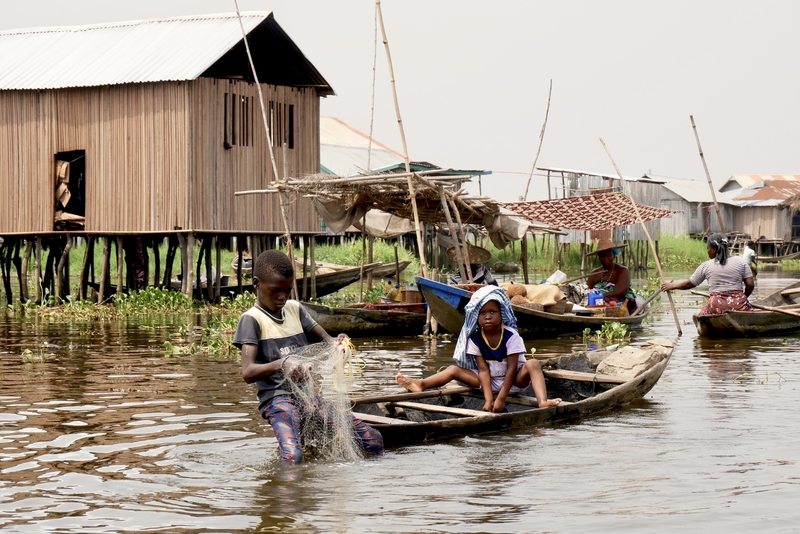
[
  {"x1": 538, "y1": 398, "x2": 562, "y2": 408},
  {"x1": 395, "y1": 373, "x2": 423, "y2": 392}
]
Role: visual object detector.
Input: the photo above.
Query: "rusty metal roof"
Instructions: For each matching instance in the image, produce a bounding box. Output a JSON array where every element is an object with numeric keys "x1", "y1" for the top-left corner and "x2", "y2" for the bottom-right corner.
[
  {"x1": 725, "y1": 175, "x2": 800, "y2": 207},
  {"x1": 0, "y1": 12, "x2": 333, "y2": 94}
]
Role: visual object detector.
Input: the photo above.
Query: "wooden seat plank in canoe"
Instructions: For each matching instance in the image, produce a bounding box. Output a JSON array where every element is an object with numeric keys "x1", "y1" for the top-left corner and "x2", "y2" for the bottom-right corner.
[
  {"x1": 351, "y1": 412, "x2": 414, "y2": 426},
  {"x1": 353, "y1": 386, "x2": 474, "y2": 405},
  {"x1": 543, "y1": 369, "x2": 628, "y2": 384},
  {"x1": 388, "y1": 401, "x2": 489, "y2": 418}
]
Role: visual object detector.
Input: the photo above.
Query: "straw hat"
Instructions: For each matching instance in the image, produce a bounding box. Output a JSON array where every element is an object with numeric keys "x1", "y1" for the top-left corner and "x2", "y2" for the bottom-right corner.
[
  {"x1": 587, "y1": 238, "x2": 628, "y2": 256},
  {"x1": 446, "y1": 244, "x2": 492, "y2": 264}
]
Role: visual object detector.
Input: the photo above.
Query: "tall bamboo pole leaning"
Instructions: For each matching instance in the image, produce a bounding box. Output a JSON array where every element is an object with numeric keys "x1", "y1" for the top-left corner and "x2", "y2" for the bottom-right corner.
[
  {"x1": 233, "y1": 1, "x2": 298, "y2": 296},
  {"x1": 690, "y1": 115, "x2": 726, "y2": 233},
  {"x1": 376, "y1": 0, "x2": 428, "y2": 278},
  {"x1": 523, "y1": 79, "x2": 553, "y2": 201},
  {"x1": 439, "y1": 185, "x2": 468, "y2": 283},
  {"x1": 600, "y1": 138, "x2": 682, "y2": 336}
]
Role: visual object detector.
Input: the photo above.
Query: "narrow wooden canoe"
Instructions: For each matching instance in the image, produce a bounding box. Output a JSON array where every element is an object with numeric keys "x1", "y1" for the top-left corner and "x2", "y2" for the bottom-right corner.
[
  {"x1": 756, "y1": 251, "x2": 800, "y2": 264},
  {"x1": 352, "y1": 339, "x2": 673, "y2": 446},
  {"x1": 303, "y1": 301, "x2": 427, "y2": 337},
  {"x1": 89, "y1": 263, "x2": 381, "y2": 300},
  {"x1": 694, "y1": 280, "x2": 800, "y2": 338},
  {"x1": 416, "y1": 276, "x2": 648, "y2": 338}
]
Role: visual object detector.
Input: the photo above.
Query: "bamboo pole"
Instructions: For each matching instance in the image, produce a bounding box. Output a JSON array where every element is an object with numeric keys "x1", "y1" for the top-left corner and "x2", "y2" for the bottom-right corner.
[
  {"x1": 359, "y1": 218, "x2": 366, "y2": 302},
  {"x1": 302, "y1": 236, "x2": 309, "y2": 301},
  {"x1": 236, "y1": 236, "x2": 244, "y2": 296},
  {"x1": 206, "y1": 237, "x2": 213, "y2": 301},
  {"x1": 376, "y1": 0, "x2": 428, "y2": 277},
  {"x1": 185, "y1": 233, "x2": 194, "y2": 298},
  {"x1": 690, "y1": 115, "x2": 726, "y2": 233},
  {"x1": 521, "y1": 233, "x2": 529, "y2": 284},
  {"x1": 439, "y1": 185, "x2": 467, "y2": 282},
  {"x1": 310, "y1": 236, "x2": 317, "y2": 300},
  {"x1": 448, "y1": 196, "x2": 474, "y2": 283},
  {"x1": 600, "y1": 138, "x2": 682, "y2": 336},
  {"x1": 281, "y1": 143, "x2": 299, "y2": 301},
  {"x1": 633, "y1": 288, "x2": 662, "y2": 316},
  {"x1": 523, "y1": 79, "x2": 553, "y2": 201}
]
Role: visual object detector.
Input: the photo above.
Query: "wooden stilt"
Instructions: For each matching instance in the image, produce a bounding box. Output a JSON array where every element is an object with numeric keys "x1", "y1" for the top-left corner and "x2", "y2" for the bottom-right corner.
[
  {"x1": 367, "y1": 236, "x2": 374, "y2": 289},
  {"x1": 116, "y1": 237, "x2": 124, "y2": 295},
  {"x1": 56, "y1": 235, "x2": 73, "y2": 300},
  {"x1": 177, "y1": 233, "x2": 187, "y2": 294},
  {"x1": 310, "y1": 236, "x2": 317, "y2": 301},
  {"x1": 12, "y1": 239, "x2": 22, "y2": 303},
  {"x1": 521, "y1": 233, "x2": 529, "y2": 284},
  {"x1": 79, "y1": 236, "x2": 93, "y2": 300},
  {"x1": 302, "y1": 236, "x2": 309, "y2": 301},
  {"x1": 99, "y1": 237, "x2": 110, "y2": 303},
  {"x1": 206, "y1": 237, "x2": 213, "y2": 302},
  {"x1": 236, "y1": 236, "x2": 244, "y2": 296},
  {"x1": 34, "y1": 237, "x2": 42, "y2": 303},
  {"x1": 21, "y1": 239, "x2": 32, "y2": 302},
  {"x1": 196, "y1": 238, "x2": 206, "y2": 293},
  {"x1": 185, "y1": 233, "x2": 194, "y2": 298},
  {"x1": 215, "y1": 237, "x2": 222, "y2": 301},
  {"x1": 0, "y1": 241, "x2": 11, "y2": 305},
  {"x1": 162, "y1": 236, "x2": 176, "y2": 289},
  {"x1": 43, "y1": 240, "x2": 58, "y2": 299},
  {"x1": 153, "y1": 237, "x2": 161, "y2": 288}
]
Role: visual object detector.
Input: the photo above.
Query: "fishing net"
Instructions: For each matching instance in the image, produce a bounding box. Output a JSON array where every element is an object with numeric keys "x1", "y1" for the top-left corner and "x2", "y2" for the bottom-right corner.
[{"x1": 278, "y1": 338, "x2": 367, "y2": 462}]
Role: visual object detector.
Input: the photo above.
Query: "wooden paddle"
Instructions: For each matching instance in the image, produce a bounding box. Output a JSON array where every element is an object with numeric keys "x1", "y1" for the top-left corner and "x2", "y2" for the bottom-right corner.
[{"x1": 690, "y1": 289, "x2": 800, "y2": 318}]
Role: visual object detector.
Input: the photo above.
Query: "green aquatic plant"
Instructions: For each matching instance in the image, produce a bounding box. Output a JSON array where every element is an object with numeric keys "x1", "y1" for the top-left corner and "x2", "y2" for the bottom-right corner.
[
  {"x1": 584, "y1": 322, "x2": 630, "y2": 345},
  {"x1": 733, "y1": 372, "x2": 786, "y2": 385},
  {"x1": 21, "y1": 348, "x2": 45, "y2": 363}
]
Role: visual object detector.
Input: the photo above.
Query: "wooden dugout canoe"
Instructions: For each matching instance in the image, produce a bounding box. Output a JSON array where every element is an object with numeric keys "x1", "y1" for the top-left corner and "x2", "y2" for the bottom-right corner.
[
  {"x1": 416, "y1": 276, "x2": 648, "y2": 338},
  {"x1": 693, "y1": 280, "x2": 800, "y2": 338},
  {"x1": 302, "y1": 301, "x2": 427, "y2": 337},
  {"x1": 352, "y1": 339, "x2": 673, "y2": 446}
]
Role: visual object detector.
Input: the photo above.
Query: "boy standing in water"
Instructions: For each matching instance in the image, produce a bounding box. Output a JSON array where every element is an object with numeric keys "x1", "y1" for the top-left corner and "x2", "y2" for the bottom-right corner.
[
  {"x1": 233, "y1": 250, "x2": 383, "y2": 463},
  {"x1": 396, "y1": 286, "x2": 561, "y2": 412}
]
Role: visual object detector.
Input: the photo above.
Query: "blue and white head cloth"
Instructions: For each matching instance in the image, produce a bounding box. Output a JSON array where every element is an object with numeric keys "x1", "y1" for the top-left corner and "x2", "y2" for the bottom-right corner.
[{"x1": 452, "y1": 286, "x2": 518, "y2": 370}]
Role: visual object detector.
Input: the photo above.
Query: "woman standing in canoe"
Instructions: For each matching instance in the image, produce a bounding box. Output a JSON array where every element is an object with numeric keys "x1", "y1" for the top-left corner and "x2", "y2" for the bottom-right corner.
[{"x1": 661, "y1": 233, "x2": 754, "y2": 316}]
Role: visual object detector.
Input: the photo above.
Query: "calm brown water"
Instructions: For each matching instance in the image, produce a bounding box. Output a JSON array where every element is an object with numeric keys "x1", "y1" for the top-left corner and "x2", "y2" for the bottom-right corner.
[{"x1": 2, "y1": 270, "x2": 800, "y2": 532}]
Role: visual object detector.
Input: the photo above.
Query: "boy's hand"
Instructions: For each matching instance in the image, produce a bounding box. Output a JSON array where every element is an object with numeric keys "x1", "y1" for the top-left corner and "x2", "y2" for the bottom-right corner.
[
  {"x1": 334, "y1": 333, "x2": 350, "y2": 346},
  {"x1": 482, "y1": 399, "x2": 494, "y2": 412},
  {"x1": 282, "y1": 356, "x2": 312, "y2": 382}
]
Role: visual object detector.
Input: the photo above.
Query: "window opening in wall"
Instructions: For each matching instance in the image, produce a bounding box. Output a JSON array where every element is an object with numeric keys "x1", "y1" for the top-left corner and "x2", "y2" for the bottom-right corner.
[
  {"x1": 267, "y1": 100, "x2": 295, "y2": 149},
  {"x1": 53, "y1": 150, "x2": 86, "y2": 230},
  {"x1": 223, "y1": 93, "x2": 231, "y2": 149}
]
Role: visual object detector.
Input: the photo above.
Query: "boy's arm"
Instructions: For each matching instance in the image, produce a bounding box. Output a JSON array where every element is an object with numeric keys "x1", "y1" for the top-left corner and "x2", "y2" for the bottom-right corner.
[
  {"x1": 493, "y1": 353, "x2": 520, "y2": 412},
  {"x1": 475, "y1": 355, "x2": 494, "y2": 412},
  {"x1": 240, "y1": 343, "x2": 282, "y2": 383}
]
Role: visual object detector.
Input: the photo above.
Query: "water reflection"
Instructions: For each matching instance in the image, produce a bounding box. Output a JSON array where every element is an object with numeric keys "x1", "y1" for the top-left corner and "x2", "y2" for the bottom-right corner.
[{"x1": 1, "y1": 272, "x2": 800, "y2": 530}]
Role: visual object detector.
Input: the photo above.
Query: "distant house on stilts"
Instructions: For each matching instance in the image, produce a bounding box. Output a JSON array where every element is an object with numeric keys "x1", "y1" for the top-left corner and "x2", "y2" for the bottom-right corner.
[{"x1": 0, "y1": 12, "x2": 332, "y2": 302}]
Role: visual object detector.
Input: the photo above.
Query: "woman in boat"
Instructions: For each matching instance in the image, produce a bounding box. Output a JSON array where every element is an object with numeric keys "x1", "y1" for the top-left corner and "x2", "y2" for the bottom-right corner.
[
  {"x1": 395, "y1": 286, "x2": 560, "y2": 411},
  {"x1": 447, "y1": 245, "x2": 498, "y2": 286},
  {"x1": 586, "y1": 239, "x2": 637, "y2": 314},
  {"x1": 661, "y1": 233, "x2": 754, "y2": 316}
]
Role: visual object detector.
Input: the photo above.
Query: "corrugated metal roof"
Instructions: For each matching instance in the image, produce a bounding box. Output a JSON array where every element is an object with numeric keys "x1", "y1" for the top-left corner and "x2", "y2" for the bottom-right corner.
[
  {"x1": 658, "y1": 177, "x2": 738, "y2": 205},
  {"x1": 320, "y1": 116, "x2": 405, "y2": 176},
  {"x1": 0, "y1": 12, "x2": 330, "y2": 92},
  {"x1": 727, "y1": 175, "x2": 800, "y2": 207}
]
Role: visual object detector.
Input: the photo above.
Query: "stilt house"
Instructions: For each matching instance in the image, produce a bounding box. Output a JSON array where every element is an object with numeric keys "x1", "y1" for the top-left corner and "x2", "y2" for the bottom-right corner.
[{"x1": 0, "y1": 12, "x2": 333, "y2": 300}]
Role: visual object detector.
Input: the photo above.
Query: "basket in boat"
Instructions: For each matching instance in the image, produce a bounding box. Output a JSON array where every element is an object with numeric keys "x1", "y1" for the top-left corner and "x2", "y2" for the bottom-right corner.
[
  {"x1": 544, "y1": 300, "x2": 568, "y2": 314},
  {"x1": 521, "y1": 302, "x2": 544, "y2": 312},
  {"x1": 604, "y1": 304, "x2": 627, "y2": 317}
]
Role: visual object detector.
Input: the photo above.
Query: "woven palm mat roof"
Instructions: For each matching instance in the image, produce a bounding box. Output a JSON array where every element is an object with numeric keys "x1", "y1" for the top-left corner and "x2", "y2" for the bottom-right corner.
[
  {"x1": 279, "y1": 172, "x2": 500, "y2": 225},
  {"x1": 500, "y1": 192, "x2": 679, "y2": 230}
]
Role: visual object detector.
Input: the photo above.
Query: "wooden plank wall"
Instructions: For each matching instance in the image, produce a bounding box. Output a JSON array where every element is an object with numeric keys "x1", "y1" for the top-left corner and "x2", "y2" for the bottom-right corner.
[
  {"x1": 188, "y1": 78, "x2": 320, "y2": 233},
  {"x1": 0, "y1": 83, "x2": 190, "y2": 233},
  {"x1": 732, "y1": 206, "x2": 790, "y2": 241}
]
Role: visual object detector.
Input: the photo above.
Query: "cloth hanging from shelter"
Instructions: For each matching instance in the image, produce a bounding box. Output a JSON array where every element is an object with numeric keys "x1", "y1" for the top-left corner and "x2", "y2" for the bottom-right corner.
[
  {"x1": 313, "y1": 198, "x2": 369, "y2": 233},
  {"x1": 499, "y1": 192, "x2": 679, "y2": 231},
  {"x1": 482, "y1": 213, "x2": 530, "y2": 249},
  {"x1": 353, "y1": 210, "x2": 415, "y2": 239}
]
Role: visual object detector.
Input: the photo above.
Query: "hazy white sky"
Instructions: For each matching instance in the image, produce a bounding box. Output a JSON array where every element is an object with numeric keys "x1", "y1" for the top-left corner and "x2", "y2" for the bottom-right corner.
[{"x1": 3, "y1": 1, "x2": 799, "y2": 201}]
